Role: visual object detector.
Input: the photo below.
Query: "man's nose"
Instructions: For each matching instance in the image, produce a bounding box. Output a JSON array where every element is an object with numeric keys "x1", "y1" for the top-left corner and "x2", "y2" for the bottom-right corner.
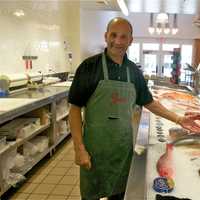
[{"x1": 113, "y1": 36, "x2": 123, "y2": 44}]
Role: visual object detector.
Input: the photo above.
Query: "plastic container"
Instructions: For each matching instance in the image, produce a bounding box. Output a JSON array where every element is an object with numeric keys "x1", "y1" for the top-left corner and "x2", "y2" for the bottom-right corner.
[
  {"x1": 153, "y1": 176, "x2": 174, "y2": 193},
  {"x1": 0, "y1": 136, "x2": 6, "y2": 151},
  {"x1": 0, "y1": 90, "x2": 9, "y2": 97}
]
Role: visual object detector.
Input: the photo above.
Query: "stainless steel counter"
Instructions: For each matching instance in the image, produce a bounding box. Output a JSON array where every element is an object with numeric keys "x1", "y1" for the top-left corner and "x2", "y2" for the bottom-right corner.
[
  {"x1": 9, "y1": 86, "x2": 68, "y2": 99},
  {"x1": 0, "y1": 86, "x2": 68, "y2": 124},
  {"x1": 125, "y1": 110, "x2": 150, "y2": 200},
  {"x1": 126, "y1": 84, "x2": 200, "y2": 200}
]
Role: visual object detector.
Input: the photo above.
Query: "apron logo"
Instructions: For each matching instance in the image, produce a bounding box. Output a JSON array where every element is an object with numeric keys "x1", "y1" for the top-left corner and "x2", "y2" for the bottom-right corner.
[{"x1": 111, "y1": 92, "x2": 127, "y2": 104}]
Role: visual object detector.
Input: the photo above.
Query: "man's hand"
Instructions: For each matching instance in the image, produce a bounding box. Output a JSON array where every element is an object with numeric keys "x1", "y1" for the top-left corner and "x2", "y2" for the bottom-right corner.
[
  {"x1": 75, "y1": 147, "x2": 92, "y2": 170},
  {"x1": 178, "y1": 113, "x2": 200, "y2": 134}
]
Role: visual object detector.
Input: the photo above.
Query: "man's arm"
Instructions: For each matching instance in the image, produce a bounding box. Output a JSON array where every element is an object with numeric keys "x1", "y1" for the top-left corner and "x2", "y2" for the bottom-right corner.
[
  {"x1": 145, "y1": 100, "x2": 200, "y2": 133},
  {"x1": 144, "y1": 100, "x2": 181, "y2": 123},
  {"x1": 69, "y1": 104, "x2": 91, "y2": 169}
]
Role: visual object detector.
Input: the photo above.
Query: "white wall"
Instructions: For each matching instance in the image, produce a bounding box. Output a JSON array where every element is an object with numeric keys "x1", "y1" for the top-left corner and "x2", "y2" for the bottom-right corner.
[
  {"x1": 1, "y1": 3, "x2": 200, "y2": 74},
  {"x1": 80, "y1": 10, "x2": 200, "y2": 62},
  {"x1": 0, "y1": 1, "x2": 80, "y2": 74},
  {"x1": 80, "y1": 10, "x2": 118, "y2": 60}
]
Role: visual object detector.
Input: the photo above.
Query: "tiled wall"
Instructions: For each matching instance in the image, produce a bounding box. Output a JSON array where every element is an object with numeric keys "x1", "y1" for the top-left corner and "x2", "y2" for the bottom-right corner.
[{"x1": 0, "y1": 1, "x2": 80, "y2": 74}]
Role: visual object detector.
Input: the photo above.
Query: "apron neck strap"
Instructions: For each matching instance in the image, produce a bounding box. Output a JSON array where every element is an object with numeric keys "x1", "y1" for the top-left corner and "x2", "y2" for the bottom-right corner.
[
  {"x1": 127, "y1": 67, "x2": 130, "y2": 83},
  {"x1": 102, "y1": 53, "x2": 109, "y2": 80},
  {"x1": 102, "y1": 53, "x2": 130, "y2": 82}
]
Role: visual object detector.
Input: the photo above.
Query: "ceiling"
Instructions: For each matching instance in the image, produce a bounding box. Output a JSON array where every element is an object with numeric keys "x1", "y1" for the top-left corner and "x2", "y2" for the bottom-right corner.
[
  {"x1": 0, "y1": 0, "x2": 199, "y2": 18},
  {"x1": 80, "y1": 0, "x2": 200, "y2": 15}
]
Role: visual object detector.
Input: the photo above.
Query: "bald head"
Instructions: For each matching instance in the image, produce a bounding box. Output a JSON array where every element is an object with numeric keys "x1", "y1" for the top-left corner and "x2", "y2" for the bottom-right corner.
[
  {"x1": 106, "y1": 17, "x2": 133, "y2": 35},
  {"x1": 104, "y1": 17, "x2": 133, "y2": 64}
]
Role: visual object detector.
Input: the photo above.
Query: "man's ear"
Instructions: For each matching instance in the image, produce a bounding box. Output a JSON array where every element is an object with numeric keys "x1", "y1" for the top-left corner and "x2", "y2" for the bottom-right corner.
[
  {"x1": 104, "y1": 32, "x2": 107, "y2": 42},
  {"x1": 129, "y1": 36, "x2": 133, "y2": 46}
]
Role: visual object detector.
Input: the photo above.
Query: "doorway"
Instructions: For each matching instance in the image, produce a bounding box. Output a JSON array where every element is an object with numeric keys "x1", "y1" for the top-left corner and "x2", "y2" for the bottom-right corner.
[{"x1": 143, "y1": 51, "x2": 159, "y2": 76}]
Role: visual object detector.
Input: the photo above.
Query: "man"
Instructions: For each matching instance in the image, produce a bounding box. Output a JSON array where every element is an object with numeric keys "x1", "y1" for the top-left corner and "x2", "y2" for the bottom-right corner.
[{"x1": 68, "y1": 17, "x2": 200, "y2": 200}]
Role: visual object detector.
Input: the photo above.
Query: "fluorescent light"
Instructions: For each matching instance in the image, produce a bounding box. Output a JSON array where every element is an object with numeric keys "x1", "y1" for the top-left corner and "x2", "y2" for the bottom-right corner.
[
  {"x1": 117, "y1": 0, "x2": 129, "y2": 16},
  {"x1": 13, "y1": 9, "x2": 25, "y2": 17}
]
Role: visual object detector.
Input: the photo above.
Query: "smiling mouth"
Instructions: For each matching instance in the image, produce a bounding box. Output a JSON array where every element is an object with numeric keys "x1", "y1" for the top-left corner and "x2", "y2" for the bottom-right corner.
[{"x1": 113, "y1": 46, "x2": 124, "y2": 50}]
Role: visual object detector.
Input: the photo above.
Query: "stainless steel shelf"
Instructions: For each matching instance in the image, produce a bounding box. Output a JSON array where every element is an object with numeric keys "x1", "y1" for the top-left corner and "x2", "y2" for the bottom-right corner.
[
  {"x1": 56, "y1": 110, "x2": 69, "y2": 122},
  {"x1": 0, "y1": 86, "x2": 70, "y2": 198},
  {"x1": 52, "y1": 132, "x2": 71, "y2": 149},
  {"x1": 0, "y1": 148, "x2": 50, "y2": 196},
  {"x1": 0, "y1": 124, "x2": 50, "y2": 156}
]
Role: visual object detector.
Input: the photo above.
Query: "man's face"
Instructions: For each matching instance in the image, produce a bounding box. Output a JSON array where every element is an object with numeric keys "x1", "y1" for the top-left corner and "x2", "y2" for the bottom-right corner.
[{"x1": 105, "y1": 20, "x2": 133, "y2": 58}]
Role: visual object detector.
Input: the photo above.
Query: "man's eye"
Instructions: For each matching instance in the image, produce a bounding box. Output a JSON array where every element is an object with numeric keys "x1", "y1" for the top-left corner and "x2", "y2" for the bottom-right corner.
[
  {"x1": 121, "y1": 35, "x2": 127, "y2": 39},
  {"x1": 110, "y1": 33, "x2": 117, "y2": 38}
]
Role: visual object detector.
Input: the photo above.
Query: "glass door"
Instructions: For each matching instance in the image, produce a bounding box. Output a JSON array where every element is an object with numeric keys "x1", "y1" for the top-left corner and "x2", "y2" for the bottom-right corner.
[
  {"x1": 141, "y1": 43, "x2": 160, "y2": 76},
  {"x1": 143, "y1": 52, "x2": 158, "y2": 76},
  {"x1": 130, "y1": 42, "x2": 192, "y2": 80},
  {"x1": 161, "y1": 53, "x2": 173, "y2": 77},
  {"x1": 161, "y1": 44, "x2": 180, "y2": 78}
]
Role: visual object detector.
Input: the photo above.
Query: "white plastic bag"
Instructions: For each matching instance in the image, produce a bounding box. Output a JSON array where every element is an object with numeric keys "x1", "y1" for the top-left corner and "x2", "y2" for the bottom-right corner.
[{"x1": 24, "y1": 141, "x2": 39, "y2": 156}]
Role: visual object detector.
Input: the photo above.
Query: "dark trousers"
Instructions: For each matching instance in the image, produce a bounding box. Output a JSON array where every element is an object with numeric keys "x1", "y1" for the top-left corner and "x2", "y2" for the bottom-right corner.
[{"x1": 82, "y1": 192, "x2": 125, "y2": 200}]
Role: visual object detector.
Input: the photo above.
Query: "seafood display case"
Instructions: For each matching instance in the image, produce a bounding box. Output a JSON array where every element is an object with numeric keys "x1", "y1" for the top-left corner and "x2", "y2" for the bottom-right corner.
[{"x1": 145, "y1": 86, "x2": 200, "y2": 200}]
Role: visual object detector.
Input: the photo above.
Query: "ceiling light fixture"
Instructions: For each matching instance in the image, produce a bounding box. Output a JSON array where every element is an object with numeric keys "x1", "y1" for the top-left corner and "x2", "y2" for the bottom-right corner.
[
  {"x1": 164, "y1": 23, "x2": 170, "y2": 34},
  {"x1": 156, "y1": 23, "x2": 162, "y2": 34},
  {"x1": 148, "y1": 13, "x2": 155, "y2": 34},
  {"x1": 148, "y1": 13, "x2": 179, "y2": 35},
  {"x1": 156, "y1": 13, "x2": 169, "y2": 23},
  {"x1": 172, "y1": 14, "x2": 179, "y2": 35},
  {"x1": 13, "y1": 9, "x2": 25, "y2": 17},
  {"x1": 117, "y1": 0, "x2": 129, "y2": 16}
]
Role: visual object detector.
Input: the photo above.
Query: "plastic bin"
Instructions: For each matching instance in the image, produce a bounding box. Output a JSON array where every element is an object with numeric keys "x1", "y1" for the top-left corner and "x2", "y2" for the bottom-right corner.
[{"x1": 0, "y1": 135, "x2": 6, "y2": 151}]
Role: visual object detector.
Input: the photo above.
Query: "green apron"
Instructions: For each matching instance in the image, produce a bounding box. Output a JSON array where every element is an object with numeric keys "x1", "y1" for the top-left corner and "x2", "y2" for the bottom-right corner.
[{"x1": 80, "y1": 53, "x2": 136, "y2": 199}]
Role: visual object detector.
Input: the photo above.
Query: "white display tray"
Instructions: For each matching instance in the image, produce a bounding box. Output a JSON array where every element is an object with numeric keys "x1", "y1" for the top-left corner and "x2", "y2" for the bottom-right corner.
[{"x1": 146, "y1": 113, "x2": 200, "y2": 200}]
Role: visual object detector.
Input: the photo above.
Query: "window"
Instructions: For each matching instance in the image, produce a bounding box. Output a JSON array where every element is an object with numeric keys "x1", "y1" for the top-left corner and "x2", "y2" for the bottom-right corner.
[
  {"x1": 162, "y1": 44, "x2": 180, "y2": 51},
  {"x1": 143, "y1": 43, "x2": 159, "y2": 51},
  {"x1": 181, "y1": 45, "x2": 192, "y2": 65},
  {"x1": 132, "y1": 39, "x2": 193, "y2": 80},
  {"x1": 128, "y1": 43, "x2": 140, "y2": 63},
  {"x1": 180, "y1": 45, "x2": 193, "y2": 82},
  {"x1": 163, "y1": 54, "x2": 173, "y2": 77}
]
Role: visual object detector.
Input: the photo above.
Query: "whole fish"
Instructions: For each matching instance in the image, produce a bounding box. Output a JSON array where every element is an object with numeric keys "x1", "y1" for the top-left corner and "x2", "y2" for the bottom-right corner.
[
  {"x1": 157, "y1": 143, "x2": 174, "y2": 179},
  {"x1": 169, "y1": 127, "x2": 200, "y2": 145}
]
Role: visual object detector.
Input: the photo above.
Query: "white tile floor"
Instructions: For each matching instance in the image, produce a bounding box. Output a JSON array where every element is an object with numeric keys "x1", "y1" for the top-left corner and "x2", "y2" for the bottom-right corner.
[{"x1": 8, "y1": 138, "x2": 81, "y2": 200}]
